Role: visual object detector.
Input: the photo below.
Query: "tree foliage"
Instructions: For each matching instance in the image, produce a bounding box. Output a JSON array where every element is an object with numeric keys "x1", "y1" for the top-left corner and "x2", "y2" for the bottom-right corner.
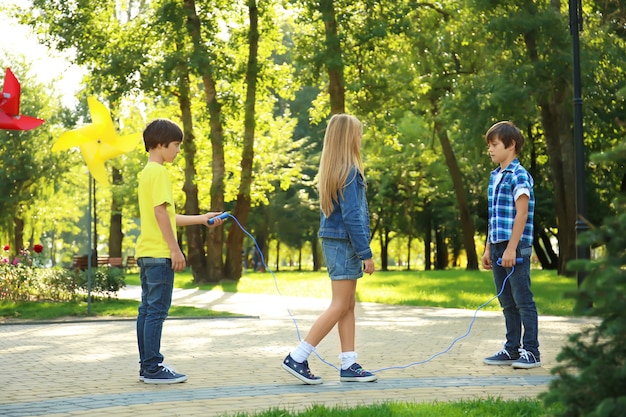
[
  {"x1": 542, "y1": 142, "x2": 626, "y2": 416},
  {"x1": 2, "y1": 0, "x2": 625, "y2": 277}
]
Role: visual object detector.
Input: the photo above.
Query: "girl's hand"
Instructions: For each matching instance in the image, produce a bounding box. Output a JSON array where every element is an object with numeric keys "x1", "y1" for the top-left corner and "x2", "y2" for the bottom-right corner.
[{"x1": 363, "y1": 258, "x2": 375, "y2": 275}]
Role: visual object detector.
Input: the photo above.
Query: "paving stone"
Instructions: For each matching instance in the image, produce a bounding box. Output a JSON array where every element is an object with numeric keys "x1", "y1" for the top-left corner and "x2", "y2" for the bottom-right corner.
[{"x1": 0, "y1": 286, "x2": 596, "y2": 416}]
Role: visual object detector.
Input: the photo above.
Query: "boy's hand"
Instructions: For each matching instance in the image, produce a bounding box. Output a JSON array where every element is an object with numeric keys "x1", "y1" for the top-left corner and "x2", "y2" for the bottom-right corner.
[
  {"x1": 500, "y1": 248, "x2": 518, "y2": 268},
  {"x1": 481, "y1": 251, "x2": 492, "y2": 270},
  {"x1": 170, "y1": 248, "x2": 186, "y2": 271},
  {"x1": 363, "y1": 258, "x2": 375, "y2": 275},
  {"x1": 204, "y1": 212, "x2": 225, "y2": 227}
]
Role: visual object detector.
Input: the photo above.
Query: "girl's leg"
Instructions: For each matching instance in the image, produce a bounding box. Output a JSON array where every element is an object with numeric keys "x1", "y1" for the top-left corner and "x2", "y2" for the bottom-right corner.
[
  {"x1": 336, "y1": 280, "x2": 357, "y2": 352},
  {"x1": 304, "y1": 279, "x2": 356, "y2": 347}
]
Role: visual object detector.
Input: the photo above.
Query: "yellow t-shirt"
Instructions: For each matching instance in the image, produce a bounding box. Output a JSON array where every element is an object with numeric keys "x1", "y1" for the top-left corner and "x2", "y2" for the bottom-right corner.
[{"x1": 135, "y1": 162, "x2": 176, "y2": 258}]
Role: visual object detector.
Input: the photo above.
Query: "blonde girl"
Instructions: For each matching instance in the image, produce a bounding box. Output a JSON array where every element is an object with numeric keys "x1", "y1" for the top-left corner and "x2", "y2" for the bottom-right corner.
[{"x1": 282, "y1": 114, "x2": 377, "y2": 384}]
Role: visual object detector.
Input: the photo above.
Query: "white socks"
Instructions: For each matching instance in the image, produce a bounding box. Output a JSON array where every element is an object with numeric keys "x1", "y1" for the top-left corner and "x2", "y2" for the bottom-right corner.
[
  {"x1": 291, "y1": 343, "x2": 358, "y2": 370},
  {"x1": 290, "y1": 340, "x2": 315, "y2": 363},
  {"x1": 340, "y1": 351, "x2": 358, "y2": 370}
]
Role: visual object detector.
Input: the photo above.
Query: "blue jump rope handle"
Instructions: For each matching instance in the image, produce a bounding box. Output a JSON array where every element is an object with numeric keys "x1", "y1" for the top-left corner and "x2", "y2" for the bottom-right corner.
[
  {"x1": 496, "y1": 257, "x2": 524, "y2": 266},
  {"x1": 208, "y1": 212, "x2": 230, "y2": 225}
]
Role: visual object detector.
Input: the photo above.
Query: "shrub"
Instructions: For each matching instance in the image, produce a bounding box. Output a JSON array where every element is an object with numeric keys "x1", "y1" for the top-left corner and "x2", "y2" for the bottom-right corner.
[
  {"x1": 542, "y1": 146, "x2": 626, "y2": 416},
  {"x1": 74, "y1": 267, "x2": 126, "y2": 297},
  {"x1": 1, "y1": 247, "x2": 126, "y2": 301}
]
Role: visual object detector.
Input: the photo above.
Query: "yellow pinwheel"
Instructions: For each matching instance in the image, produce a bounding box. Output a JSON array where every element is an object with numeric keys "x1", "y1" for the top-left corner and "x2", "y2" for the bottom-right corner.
[{"x1": 52, "y1": 97, "x2": 142, "y2": 184}]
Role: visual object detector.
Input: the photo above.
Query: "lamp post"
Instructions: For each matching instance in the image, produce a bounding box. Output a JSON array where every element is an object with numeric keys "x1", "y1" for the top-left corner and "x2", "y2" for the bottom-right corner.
[{"x1": 569, "y1": 0, "x2": 589, "y2": 287}]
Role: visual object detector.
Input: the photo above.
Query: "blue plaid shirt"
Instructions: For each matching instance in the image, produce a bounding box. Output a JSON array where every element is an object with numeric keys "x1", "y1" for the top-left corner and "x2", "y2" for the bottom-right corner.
[{"x1": 488, "y1": 159, "x2": 534, "y2": 246}]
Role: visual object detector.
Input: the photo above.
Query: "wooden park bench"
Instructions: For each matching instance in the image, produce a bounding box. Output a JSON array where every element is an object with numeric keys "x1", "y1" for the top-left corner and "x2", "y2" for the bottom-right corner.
[
  {"x1": 72, "y1": 255, "x2": 124, "y2": 270},
  {"x1": 125, "y1": 256, "x2": 138, "y2": 270}
]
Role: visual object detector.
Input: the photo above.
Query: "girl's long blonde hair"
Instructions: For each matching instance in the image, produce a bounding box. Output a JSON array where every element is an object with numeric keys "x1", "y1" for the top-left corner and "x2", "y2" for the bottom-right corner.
[{"x1": 318, "y1": 114, "x2": 365, "y2": 218}]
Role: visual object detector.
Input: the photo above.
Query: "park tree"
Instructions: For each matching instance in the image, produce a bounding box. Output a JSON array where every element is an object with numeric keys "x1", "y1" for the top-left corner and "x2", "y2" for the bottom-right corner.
[
  {"x1": 449, "y1": 0, "x2": 626, "y2": 276},
  {"x1": 23, "y1": 0, "x2": 296, "y2": 282},
  {"x1": 328, "y1": 0, "x2": 482, "y2": 269},
  {"x1": 223, "y1": 0, "x2": 260, "y2": 279},
  {"x1": 291, "y1": 0, "x2": 347, "y2": 115},
  {"x1": 9, "y1": 0, "x2": 625, "y2": 275}
]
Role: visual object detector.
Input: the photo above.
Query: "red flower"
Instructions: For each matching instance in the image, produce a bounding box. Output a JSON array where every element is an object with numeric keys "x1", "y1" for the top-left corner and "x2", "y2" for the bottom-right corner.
[
  {"x1": 33, "y1": 244, "x2": 44, "y2": 253},
  {"x1": 3, "y1": 245, "x2": 9, "y2": 251}
]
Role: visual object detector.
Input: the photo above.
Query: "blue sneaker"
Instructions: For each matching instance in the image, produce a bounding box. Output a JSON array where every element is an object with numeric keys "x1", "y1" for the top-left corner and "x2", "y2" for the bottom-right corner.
[
  {"x1": 143, "y1": 364, "x2": 188, "y2": 384},
  {"x1": 340, "y1": 363, "x2": 377, "y2": 382},
  {"x1": 282, "y1": 354, "x2": 323, "y2": 385},
  {"x1": 512, "y1": 349, "x2": 541, "y2": 369},
  {"x1": 483, "y1": 347, "x2": 520, "y2": 365}
]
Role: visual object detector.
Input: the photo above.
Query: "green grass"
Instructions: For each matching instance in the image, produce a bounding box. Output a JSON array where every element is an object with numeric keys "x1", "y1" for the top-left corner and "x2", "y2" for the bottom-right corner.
[
  {"x1": 219, "y1": 398, "x2": 560, "y2": 416},
  {"x1": 1, "y1": 266, "x2": 578, "y2": 321},
  {"x1": 126, "y1": 267, "x2": 578, "y2": 317},
  {"x1": 0, "y1": 298, "x2": 236, "y2": 321}
]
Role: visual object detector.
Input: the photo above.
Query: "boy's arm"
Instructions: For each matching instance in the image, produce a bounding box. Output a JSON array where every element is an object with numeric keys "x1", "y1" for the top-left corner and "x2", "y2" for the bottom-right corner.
[
  {"x1": 175, "y1": 212, "x2": 225, "y2": 227},
  {"x1": 154, "y1": 203, "x2": 186, "y2": 271},
  {"x1": 501, "y1": 194, "x2": 529, "y2": 267}
]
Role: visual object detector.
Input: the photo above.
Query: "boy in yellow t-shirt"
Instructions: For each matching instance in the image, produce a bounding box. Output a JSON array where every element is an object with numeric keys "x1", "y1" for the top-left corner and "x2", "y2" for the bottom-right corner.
[{"x1": 136, "y1": 118, "x2": 224, "y2": 384}]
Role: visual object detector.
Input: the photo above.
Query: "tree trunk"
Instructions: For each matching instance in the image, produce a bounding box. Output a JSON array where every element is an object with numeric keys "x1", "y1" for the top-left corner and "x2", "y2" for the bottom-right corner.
[
  {"x1": 13, "y1": 215, "x2": 24, "y2": 256},
  {"x1": 275, "y1": 239, "x2": 280, "y2": 272},
  {"x1": 424, "y1": 204, "x2": 432, "y2": 271},
  {"x1": 406, "y1": 235, "x2": 412, "y2": 271},
  {"x1": 108, "y1": 167, "x2": 123, "y2": 258},
  {"x1": 319, "y1": 0, "x2": 345, "y2": 114},
  {"x1": 176, "y1": 63, "x2": 209, "y2": 281},
  {"x1": 433, "y1": 115, "x2": 479, "y2": 270},
  {"x1": 533, "y1": 228, "x2": 558, "y2": 270},
  {"x1": 183, "y1": 0, "x2": 226, "y2": 282},
  {"x1": 538, "y1": 100, "x2": 577, "y2": 275},
  {"x1": 312, "y1": 234, "x2": 320, "y2": 271},
  {"x1": 523, "y1": 28, "x2": 577, "y2": 276},
  {"x1": 380, "y1": 228, "x2": 390, "y2": 271},
  {"x1": 225, "y1": 0, "x2": 259, "y2": 280},
  {"x1": 435, "y1": 227, "x2": 448, "y2": 270}
]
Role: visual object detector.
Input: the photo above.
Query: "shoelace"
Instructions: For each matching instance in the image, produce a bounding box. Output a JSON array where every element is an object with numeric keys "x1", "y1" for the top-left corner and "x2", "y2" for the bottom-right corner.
[
  {"x1": 348, "y1": 364, "x2": 367, "y2": 375},
  {"x1": 518, "y1": 349, "x2": 537, "y2": 362},
  {"x1": 493, "y1": 348, "x2": 513, "y2": 359},
  {"x1": 303, "y1": 362, "x2": 317, "y2": 377},
  {"x1": 159, "y1": 364, "x2": 178, "y2": 375}
]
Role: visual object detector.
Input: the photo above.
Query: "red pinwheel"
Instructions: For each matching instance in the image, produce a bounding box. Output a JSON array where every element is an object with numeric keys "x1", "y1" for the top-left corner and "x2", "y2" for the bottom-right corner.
[{"x1": 0, "y1": 67, "x2": 45, "y2": 131}]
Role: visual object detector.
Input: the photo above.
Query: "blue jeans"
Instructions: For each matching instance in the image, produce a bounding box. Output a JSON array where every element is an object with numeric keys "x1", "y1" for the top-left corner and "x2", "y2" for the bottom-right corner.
[
  {"x1": 489, "y1": 243, "x2": 539, "y2": 357},
  {"x1": 136, "y1": 258, "x2": 174, "y2": 372}
]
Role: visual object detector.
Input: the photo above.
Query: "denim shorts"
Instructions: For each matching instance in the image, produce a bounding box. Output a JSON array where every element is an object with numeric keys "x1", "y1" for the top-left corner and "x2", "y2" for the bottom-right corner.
[{"x1": 321, "y1": 238, "x2": 363, "y2": 280}]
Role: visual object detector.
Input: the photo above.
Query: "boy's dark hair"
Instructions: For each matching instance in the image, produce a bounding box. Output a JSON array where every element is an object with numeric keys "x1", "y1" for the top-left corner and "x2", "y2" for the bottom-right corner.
[
  {"x1": 143, "y1": 119, "x2": 183, "y2": 152},
  {"x1": 485, "y1": 121, "x2": 525, "y2": 153}
]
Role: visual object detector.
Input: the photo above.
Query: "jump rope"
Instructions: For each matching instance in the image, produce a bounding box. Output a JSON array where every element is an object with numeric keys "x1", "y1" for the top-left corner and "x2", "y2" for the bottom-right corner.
[{"x1": 211, "y1": 212, "x2": 521, "y2": 373}]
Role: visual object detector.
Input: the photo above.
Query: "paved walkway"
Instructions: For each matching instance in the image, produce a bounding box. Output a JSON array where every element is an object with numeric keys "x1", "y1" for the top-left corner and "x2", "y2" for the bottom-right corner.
[{"x1": 0, "y1": 285, "x2": 596, "y2": 416}]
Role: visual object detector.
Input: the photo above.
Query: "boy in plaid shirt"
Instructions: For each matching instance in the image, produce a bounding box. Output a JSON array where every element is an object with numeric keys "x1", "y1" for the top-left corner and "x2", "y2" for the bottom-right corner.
[{"x1": 481, "y1": 121, "x2": 540, "y2": 369}]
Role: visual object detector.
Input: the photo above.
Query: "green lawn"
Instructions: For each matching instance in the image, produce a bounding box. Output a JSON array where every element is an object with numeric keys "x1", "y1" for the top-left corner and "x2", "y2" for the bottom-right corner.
[
  {"x1": 0, "y1": 298, "x2": 237, "y2": 321},
  {"x1": 126, "y1": 267, "x2": 578, "y2": 317},
  {"x1": 219, "y1": 398, "x2": 560, "y2": 417},
  {"x1": 1, "y1": 266, "x2": 577, "y2": 321}
]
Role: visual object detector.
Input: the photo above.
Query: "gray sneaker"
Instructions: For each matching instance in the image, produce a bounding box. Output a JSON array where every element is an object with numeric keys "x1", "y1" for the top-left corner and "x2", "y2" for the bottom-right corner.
[
  {"x1": 143, "y1": 364, "x2": 188, "y2": 384},
  {"x1": 483, "y1": 347, "x2": 520, "y2": 365},
  {"x1": 512, "y1": 349, "x2": 541, "y2": 369}
]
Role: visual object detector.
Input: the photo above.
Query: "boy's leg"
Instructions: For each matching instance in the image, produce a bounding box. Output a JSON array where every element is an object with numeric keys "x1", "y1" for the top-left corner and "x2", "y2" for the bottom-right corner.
[
  {"x1": 139, "y1": 258, "x2": 174, "y2": 372},
  {"x1": 136, "y1": 262, "x2": 150, "y2": 371},
  {"x1": 490, "y1": 243, "x2": 522, "y2": 355},
  {"x1": 508, "y1": 247, "x2": 539, "y2": 357}
]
